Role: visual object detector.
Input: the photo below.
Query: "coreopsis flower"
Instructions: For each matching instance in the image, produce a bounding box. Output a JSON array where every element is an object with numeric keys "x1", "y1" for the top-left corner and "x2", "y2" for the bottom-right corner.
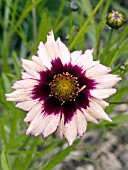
[{"x1": 6, "y1": 31, "x2": 121, "y2": 145}]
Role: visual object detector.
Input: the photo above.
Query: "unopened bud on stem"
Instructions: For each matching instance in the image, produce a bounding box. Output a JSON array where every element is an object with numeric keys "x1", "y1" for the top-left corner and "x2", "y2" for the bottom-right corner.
[{"x1": 106, "y1": 11, "x2": 125, "y2": 29}]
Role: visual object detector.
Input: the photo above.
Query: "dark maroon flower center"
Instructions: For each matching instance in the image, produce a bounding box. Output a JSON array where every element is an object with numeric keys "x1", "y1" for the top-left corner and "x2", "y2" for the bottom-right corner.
[{"x1": 32, "y1": 58, "x2": 96, "y2": 123}]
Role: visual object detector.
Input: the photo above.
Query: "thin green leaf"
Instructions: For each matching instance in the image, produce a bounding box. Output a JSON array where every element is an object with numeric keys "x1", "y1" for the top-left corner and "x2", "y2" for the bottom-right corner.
[
  {"x1": 54, "y1": 0, "x2": 64, "y2": 28},
  {"x1": 1, "y1": 147, "x2": 11, "y2": 170},
  {"x1": 69, "y1": 0, "x2": 104, "y2": 50},
  {"x1": 42, "y1": 139, "x2": 80, "y2": 170},
  {"x1": 111, "y1": 25, "x2": 128, "y2": 48},
  {"x1": 112, "y1": 114, "x2": 128, "y2": 124},
  {"x1": 109, "y1": 38, "x2": 128, "y2": 66},
  {"x1": 2, "y1": 73, "x2": 12, "y2": 93},
  {"x1": 4, "y1": 0, "x2": 12, "y2": 28},
  {"x1": 106, "y1": 86, "x2": 128, "y2": 114},
  {"x1": 102, "y1": 0, "x2": 112, "y2": 18},
  {"x1": 9, "y1": 109, "x2": 20, "y2": 150},
  {"x1": 15, "y1": 0, "x2": 42, "y2": 29},
  {"x1": 24, "y1": 137, "x2": 40, "y2": 169},
  {"x1": 12, "y1": 51, "x2": 21, "y2": 77},
  {"x1": 38, "y1": 12, "x2": 49, "y2": 42},
  {"x1": 54, "y1": 17, "x2": 69, "y2": 33},
  {"x1": 94, "y1": 22, "x2": 103, "y2": 59},
  {"x1": 104, "y1": 48, "x2": 119, "y2": 66}
]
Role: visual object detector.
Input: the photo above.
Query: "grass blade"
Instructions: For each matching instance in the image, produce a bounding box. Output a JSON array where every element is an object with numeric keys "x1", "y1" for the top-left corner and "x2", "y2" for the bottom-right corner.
[
  {"x1": 69, "y1": 0, "x2": 104, "y2": 50},
  {"x1": 42, "y1": 139, "x2": 80, "y2": 170}
]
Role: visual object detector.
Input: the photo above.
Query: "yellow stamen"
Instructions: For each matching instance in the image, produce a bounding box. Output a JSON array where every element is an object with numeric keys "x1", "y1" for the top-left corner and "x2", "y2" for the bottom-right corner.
[{"x1": 49, "y1": 72, "x2": 85, "y2": 104}]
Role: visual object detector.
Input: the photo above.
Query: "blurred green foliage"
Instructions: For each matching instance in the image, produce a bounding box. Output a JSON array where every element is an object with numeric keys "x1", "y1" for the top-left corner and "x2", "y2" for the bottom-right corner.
[{"x1": 0, "y1": 0, "x2": 128, "y2": 169}]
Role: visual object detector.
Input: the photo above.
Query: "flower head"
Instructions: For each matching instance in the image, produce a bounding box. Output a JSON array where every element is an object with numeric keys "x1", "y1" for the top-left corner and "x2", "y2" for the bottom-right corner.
[
  {"x1": 6, "y1": 31, "x2": 121, "y2": 145},
  {"x1": 106, "y1": 10, "x2": 125, "y2": 29}
]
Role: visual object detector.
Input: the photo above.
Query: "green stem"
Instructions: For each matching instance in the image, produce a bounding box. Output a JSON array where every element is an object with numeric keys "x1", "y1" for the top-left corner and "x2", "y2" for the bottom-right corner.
[
  {"x1": 32, "y1": 0, "x2": 37, "y2": 42},
  {"x1": 70, "y1": 10, "x2": 73, "y2": 29},
  {"x1": 103, "y1": 28, "x2": 113, "y2": 63},
  {"x1": 69, "y1": 0, "x2": 104, "y2": 50},
  {"x1": 109, "y1": 38, "x2": 128, "y2": 67},
  {"x1": 109, "y1": 101, "x2": 128, "y2": 105},
  {"x1": 69, "y1": 11, "x2": 73, "y2": 43},
  {"x1": 106, "y1": 29, "x2": 113, "y2": 51}
]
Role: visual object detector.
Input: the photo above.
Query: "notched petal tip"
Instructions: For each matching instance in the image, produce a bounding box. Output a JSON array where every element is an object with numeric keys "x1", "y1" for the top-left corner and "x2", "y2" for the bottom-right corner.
[
  {"x1": 47, "y1": 30, "x2": 54, "y2": 41},
  {"x1": 107, "y1": 67, "x2": 112, "y2": 73},
  {"x1": 5, "y1": 93, "x2": 9, "y2": 97},
  {"x1": 24, "y1": 118, "x2": 28, "y2": 123},
  {"x1": 59, "y1": 135, "x2": 64, "y2": 139},
  {"x1": 21, "y1": 58, "x2": 24, "y2": 62},
  {"x1": 26, "y1": 131, "x2": 30, "y2": 136},
  {"x1": 106, "y1": 117, "x2": 112, "y2": 122},
  {"x1": 117, "y1": 76, "x2": 122, "y2": 81},
  {"x1": 94, "y1": 120, "x2": 99, "y2": 124},
  {"x1": 42, "y1": 134, "x2": 48, "y2": 139},
  {"x1": 84, "y1": 49, "x2": 93, "y2": 54},
  {"x1": 15, "y1": 103, "x2": 18, "y2": 108},
  {"x1": 49, "y1": 30, "x2": 54, "y2": 36},
  {"x1": 38, "y1": 42, "x2": 43, "y2": 49},
  {"x1": 102, "y1": 114, "x2": 112, "y2": 122},
  {"x1": 33, "y1": 135, "x2": 37, "y2": 138},
  {"x1": 113, "y1": 88, "x2": 117, "y2": 94},
  {"x1": 21, "y1": 58, "x2": 26, "y2": 66},
  {"x1": 91, "y1": 48, "x2": 94, "y2": 52},
  {"x1": 5, "y1": 93, "x2": 14, "y2": 101},
  {"x1": 5, "y1": 93, "x2": 8, "y2": 99},
  {"x1": 41, "y1": 134, "x2": 46, "y2": 139},
  {"x1": 68, "y1": 141, "x2": 73, "y2": 146}
]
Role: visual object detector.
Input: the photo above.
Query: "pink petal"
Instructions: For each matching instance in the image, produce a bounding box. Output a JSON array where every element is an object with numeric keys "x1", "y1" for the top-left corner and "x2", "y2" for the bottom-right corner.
[
  {"x1": 90, "y1": 88, "x2": 116, "y2": 99},
  {"x1": 94, "y1": 74, "x2": 121, "y2": 89},
  {"x1": 21, "y1": 59, "x2": 41, "y2": 79},
  {"x1": 21, "y1": 58, "x2": 42, "y2": 71},
  {"x1": 90, "y1": 98, "x2": 109, "y2": 108},
  {"x1": 56, "y1": 38, "x2": 70, "y2": 64},
  {"x1": 74, "y1": 49, "x2": 93, "y2": 70},
  {"x1": 64, "y1": 116, "x2": 77, "y2": 146},
  {"x1": 87, "y1": 100, "x2": 112, "y2": 122},
  {"x1": 70, "y1": 51, "x2": 82, "y2": 65},
  {"x1": 86, "y1": 64, "x2": 111, "y2": 78},
  {"x1": 12, "y1": 79, "x2": 38, "y2": 89},
  {"x1": 38, "y1": 30, "x2": 71, "y2": 67},
  {"x1": 24, "y1": 102, "x2": 43, "y2": 123},
  {"x1": 74, "y1": 49, "x2": 98, "y2": 71},
  {"x1": 37, "y1": 42, "x2": 52, "y2": 69},
  {"x1": 81, "y1": 108, "x2": 99, "y2": 124},
  {"x1": 75, "y1": 110, "x2": 87, "y2": 136},
  {"x1": 15, "y1": 100, "x2": 38, "y2": 111},
  {"x1": 32, "y1": 55, "x2": 46, "y2": 71},
  {"x1": 42, "y1": 114, "x2": 61, "y2": 138},
  {"x1": 21, "y1": 72, "x2": 35, "y2": 79},
  {"x1": 57, "y1": 115, "x2": 64, "y2": 138},
  {"x1": 27, "y1": 114, "x2": 52, "y2": 137},
  {"x1": 26, "y1": 111, "x2": 43, "y2": 135},
  {"x1": 92, "y1": 60, "x2": 100, "y2": 67},
  {"x1": 6, "y1": 89, "x2": 32, "y2": 102},
  {"x1": 45, "y1": 31, "x2": 61, "y2": 61}
]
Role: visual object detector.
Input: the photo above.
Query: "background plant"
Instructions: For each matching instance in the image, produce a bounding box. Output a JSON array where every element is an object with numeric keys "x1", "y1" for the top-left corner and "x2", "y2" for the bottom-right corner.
[{"x1": 0, "y1": 0, "x2": 128, "y2": 169}]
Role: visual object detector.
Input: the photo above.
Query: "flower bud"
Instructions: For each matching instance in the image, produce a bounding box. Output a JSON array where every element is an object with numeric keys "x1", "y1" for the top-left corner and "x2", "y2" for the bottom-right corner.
[
  {"x1": 69, "y1": 2, "x2": 79, "y2": 12},
  {"x1": 106, "y1": 11, "x2": 125, "y2": 29},
  {"x1": 120, "y1": 64, "x2": 126, "y2": 71}
]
